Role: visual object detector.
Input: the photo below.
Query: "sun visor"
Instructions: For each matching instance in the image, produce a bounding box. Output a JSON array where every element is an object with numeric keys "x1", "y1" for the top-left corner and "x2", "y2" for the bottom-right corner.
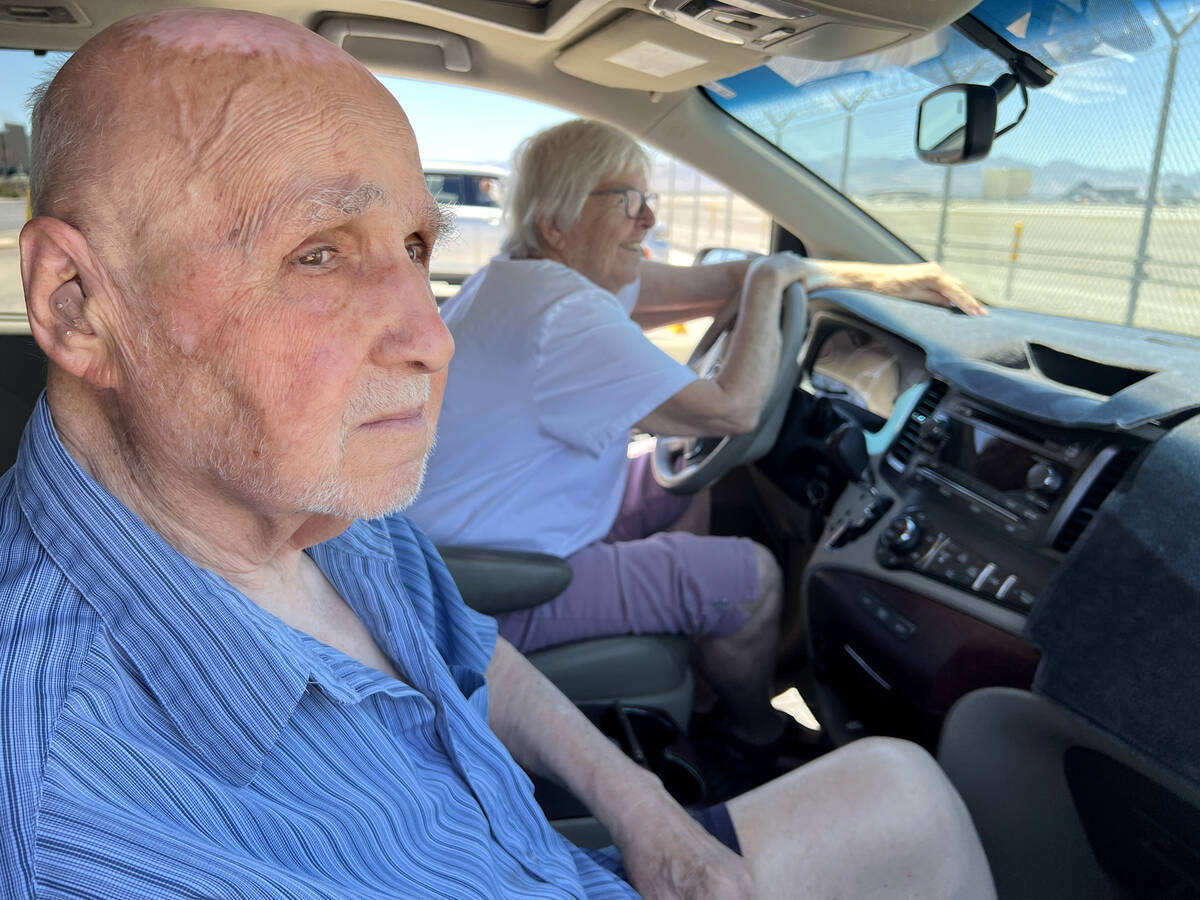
[{"x1": 553, "y1": 11, "x2": 766, "y2": 91}]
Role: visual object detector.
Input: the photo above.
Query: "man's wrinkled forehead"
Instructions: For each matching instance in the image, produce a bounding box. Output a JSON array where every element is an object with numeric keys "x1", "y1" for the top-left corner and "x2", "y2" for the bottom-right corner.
[{"x1": 129, "y1": 8, "x2": 348, "y2": 66}]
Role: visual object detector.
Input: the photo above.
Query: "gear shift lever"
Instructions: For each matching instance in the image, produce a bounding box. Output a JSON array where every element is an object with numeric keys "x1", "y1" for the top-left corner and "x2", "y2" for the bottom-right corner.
[{"x1": 826, "y1": 420, "x2": 873, "y2": 486}]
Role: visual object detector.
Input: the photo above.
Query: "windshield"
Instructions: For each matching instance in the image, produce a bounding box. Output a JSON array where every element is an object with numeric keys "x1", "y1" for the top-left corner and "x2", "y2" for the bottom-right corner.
[{"x1": 705, "y1": 0, "x2": 1200, "y2": 337}]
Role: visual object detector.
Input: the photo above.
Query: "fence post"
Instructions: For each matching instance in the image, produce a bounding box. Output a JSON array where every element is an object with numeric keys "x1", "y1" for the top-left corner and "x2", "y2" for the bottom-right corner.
[
  {"x1": 1125, "y1": 5, "x2": 1197, "y2": 325},
  {"x1": 839, "y1": 113, "x2": 853, "y2": 193},
  {"x1": 934, "y1": 167, "x2": 953, "y2": 263},
  {"x1": 1005, "y1": 222, "x2": 1023, "y2": 303}
]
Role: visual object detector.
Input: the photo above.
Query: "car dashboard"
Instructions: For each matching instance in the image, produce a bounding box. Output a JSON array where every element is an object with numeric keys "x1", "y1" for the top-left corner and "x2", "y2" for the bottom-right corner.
[{"x1": 761, "y1": 290, "x2": 1200, "y2": 777}]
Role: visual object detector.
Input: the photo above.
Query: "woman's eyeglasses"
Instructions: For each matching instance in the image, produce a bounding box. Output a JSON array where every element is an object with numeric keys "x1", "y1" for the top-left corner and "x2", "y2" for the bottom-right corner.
[{"x1": 589, "y1": 187, "x2": 657, "y2": 219}]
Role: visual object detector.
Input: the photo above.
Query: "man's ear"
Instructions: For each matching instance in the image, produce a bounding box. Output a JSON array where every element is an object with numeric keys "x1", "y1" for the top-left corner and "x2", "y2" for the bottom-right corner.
[{"x1": 21, "y1": 216, "x2": 121, "y2": 390}]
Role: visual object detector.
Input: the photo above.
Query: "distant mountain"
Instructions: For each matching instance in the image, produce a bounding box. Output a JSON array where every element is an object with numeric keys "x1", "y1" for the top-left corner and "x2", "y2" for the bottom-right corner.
[
  {"x1": 648, "y1": 150, "x2": 1199, "y2": 203},
  {"x1": 817, "y1": 153, "x2": 1199, "y2": 200}
]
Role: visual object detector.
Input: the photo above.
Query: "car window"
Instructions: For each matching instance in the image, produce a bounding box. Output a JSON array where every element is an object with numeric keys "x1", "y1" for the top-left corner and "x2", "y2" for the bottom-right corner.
[
  {"x1": 705, "y1": 0, "x2": 1200, "y2": 337},
  {"x1": 0, "y1": 48, "x2": 57, "y2": 326},
  {"x1": 425, "y1": 173, "x2": 502, "y2": 209},
  {"x1": 426, "y1": 173, "x2": 465, "y2": 205},
  {"x1": 647, "y1": 153, "x2": 771, "y2": 266},
  {"x1": 465, "y1": 176, "x2": 501, "y2": 208}
]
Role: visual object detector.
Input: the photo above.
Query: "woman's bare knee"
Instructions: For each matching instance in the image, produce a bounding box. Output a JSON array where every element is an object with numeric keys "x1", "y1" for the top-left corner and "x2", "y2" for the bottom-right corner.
[
  {"x1": 728, "y1": 737, "x2": 995, "y2": 898},
  {"x1": 749, "y1": 542, "x2": 782, "y2": 616}
]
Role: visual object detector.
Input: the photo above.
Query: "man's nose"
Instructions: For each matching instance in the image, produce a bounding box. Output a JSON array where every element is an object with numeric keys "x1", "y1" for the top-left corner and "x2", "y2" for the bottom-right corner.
[{"x1": 369, "y1": 266, "x2": 455, "y2": 374}]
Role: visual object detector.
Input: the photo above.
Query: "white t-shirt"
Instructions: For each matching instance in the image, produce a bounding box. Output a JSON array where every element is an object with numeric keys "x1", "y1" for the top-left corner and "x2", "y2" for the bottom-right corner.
[{"x1": 408, "y1": 257, "x2": 697, "y2": 556}]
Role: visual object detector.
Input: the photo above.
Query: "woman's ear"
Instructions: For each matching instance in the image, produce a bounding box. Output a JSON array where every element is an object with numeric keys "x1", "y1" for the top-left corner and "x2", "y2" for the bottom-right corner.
[
  {"x1": 20, "y1": 216, "x2": 120, "y2": 390},
  {"x1": 536, "y1": 214, "x2": 565, "y2": 255}
]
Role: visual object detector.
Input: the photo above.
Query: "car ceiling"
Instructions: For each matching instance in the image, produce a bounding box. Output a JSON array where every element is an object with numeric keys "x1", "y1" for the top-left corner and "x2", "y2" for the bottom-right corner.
[{"x1": 2, "y1": 0, "x2": 980, "y2": 120}]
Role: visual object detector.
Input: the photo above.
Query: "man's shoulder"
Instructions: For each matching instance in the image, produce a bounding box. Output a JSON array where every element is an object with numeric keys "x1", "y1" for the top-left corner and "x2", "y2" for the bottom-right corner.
[
  {"x1": 2, "y1": 465, "x2": 97, "y2": 643},
  {"x1": 0, "y1": 475, "x2": 97, "y2": 879},
  {"x1": 0, "y1": 479, "x2": 95, "y2": 701}
]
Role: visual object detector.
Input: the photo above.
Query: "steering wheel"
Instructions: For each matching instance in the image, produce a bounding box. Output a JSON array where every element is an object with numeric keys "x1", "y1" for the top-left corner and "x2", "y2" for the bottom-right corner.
[{"x1": 652, "y1": 282, "x2": 808, "y2": 494}]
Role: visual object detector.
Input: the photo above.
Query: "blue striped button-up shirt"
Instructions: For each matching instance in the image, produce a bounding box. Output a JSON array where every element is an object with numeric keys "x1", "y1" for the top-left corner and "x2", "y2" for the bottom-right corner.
[{"x1": 1, "y1": 397, "x2": 634, "y2": 898}]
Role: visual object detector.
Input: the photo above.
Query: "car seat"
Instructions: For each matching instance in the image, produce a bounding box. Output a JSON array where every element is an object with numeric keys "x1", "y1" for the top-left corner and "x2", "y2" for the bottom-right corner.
[
  {"x1": 0, "y1": 333, "x2": 43, "y2": 474},
  {"x1": 937, "y1": 687, "x2": 1200, "y2": 900},
  {"x1": 438, "y1": 545, "x2": 694, "y2": 727}
]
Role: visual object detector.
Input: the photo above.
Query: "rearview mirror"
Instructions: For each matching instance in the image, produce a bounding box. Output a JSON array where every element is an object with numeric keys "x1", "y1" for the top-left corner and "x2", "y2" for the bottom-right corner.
[{"x1": 915, "y1": 83, "x2": 997, "y2": 165}]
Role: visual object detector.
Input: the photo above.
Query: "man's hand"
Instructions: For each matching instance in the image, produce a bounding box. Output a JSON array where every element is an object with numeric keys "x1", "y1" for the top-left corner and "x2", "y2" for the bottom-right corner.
[
  {"x1": 485, "y1": 640, "x2": 754, "y2": 898},
  {"x1": 611, "y1": 792, "x2": 755, "y2": 900},
  {"x1": 809, "y1": 259, "x2": 987, "y2": 316}
]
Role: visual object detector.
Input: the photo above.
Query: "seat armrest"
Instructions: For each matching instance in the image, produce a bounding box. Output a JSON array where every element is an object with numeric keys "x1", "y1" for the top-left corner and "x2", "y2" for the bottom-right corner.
[{"x1": 437, "y1": 546, "x2": 573, "y2": 615}]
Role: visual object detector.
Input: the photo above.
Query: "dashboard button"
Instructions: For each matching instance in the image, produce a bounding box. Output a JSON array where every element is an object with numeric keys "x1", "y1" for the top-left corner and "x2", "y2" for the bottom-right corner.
[
  {"x1": 972, "y1": 563, "x2": 996, "y2": 591},
  {"x1": 889, "y1": 616, "x2": 916, "y2": 639},
  {"x1": 939, "y1": 563, "x2": 976, "y2": 588},
  {"x1": 978, "y1": 569, "x2": 1006, "y2": 596},
  {"x1": 860, "y1": 592, "x2": 915, "y2": 640}
]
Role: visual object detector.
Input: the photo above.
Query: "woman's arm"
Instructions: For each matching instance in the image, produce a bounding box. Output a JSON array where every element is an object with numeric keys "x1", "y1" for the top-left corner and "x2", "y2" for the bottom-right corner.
[{"x1": 631, "y1": 256, "x2": 985, "y2": 329}]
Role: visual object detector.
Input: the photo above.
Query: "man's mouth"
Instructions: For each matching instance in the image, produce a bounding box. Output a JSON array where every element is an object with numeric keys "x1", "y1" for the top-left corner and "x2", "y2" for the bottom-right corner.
[
  {"x1": 361, "y1": 407, "x2": 425, "y2": 429},
  {"x1": 350, "y1": 376, "x2": 432, "y2": 432}
]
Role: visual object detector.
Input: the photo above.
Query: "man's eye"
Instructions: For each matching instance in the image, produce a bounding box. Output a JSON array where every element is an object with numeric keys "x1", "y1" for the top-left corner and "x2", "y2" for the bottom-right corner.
[
  {"x1": 407, "y1": 241, "x2": 431, "y2": 265},
  {"x1": 296, "y1": 247, "x2": 335, "y2": 267}
]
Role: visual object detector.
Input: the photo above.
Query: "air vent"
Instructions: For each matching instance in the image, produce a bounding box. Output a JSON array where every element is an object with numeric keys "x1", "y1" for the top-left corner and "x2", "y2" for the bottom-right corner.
[
  {"x1": 1052, "y1": 447, "x2": 1139, "y2": 553},
  {"x1": 887, "y1": 380, "x2": 947, "y2": 470}
]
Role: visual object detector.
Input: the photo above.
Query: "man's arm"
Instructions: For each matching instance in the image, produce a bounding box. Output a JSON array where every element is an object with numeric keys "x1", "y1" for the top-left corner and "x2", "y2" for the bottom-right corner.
[{"x1": 486, "y1": 638, "x2": 753, "y2": 900}]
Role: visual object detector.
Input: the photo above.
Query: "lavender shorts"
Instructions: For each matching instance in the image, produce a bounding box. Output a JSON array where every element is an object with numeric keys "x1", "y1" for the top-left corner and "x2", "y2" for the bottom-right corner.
[{"x1": 496, "y1": 454, "x2": 759, "y2": 653}]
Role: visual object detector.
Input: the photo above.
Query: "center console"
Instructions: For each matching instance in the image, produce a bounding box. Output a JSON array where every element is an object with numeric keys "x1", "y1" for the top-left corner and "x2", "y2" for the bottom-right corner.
[
  {"x1": 870, "y1": 382, "x2": 1141, "y2": 613},
  {"x1": 801, "y1": 380, "x2": 1143, "y2": 747}
]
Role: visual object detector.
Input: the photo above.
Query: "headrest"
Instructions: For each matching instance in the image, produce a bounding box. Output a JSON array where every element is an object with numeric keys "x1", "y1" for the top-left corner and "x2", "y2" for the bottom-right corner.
[{"x1": 0, "y1": 334, "x2": 47, "y2": 473}]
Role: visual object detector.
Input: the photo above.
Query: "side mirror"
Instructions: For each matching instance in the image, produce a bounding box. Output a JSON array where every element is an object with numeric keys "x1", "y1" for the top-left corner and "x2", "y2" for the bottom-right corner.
[
  {"x1": 693, "y1": 247, "x2": 751, "y2": 266},
  {"x1": 915, "y1": 83, "x2": 998, "y2": 165}
]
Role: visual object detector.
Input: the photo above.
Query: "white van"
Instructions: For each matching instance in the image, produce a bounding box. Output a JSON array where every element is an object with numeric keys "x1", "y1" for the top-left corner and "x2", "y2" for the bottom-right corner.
[{"x1": 422, "y1": 161, "x2": 507, "y2": 284}]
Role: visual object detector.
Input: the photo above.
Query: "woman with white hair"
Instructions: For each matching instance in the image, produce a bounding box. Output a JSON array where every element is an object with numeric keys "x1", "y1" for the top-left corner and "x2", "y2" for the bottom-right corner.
[{"x1": 408, "y1": 118, "x2": 984, "y2": 777}]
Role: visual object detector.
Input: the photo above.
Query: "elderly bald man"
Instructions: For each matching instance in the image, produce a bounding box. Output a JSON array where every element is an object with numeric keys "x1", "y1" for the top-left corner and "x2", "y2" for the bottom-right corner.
[{"x1": 1, "y1": 9, "x2": 994, "y2": 899}]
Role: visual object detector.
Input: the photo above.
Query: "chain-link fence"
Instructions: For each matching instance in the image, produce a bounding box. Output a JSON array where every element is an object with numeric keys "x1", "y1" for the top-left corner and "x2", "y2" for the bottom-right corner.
[
  {"x1": 706, "y1": 0, "x2": 1200, "y2": 338},
  {"x1": 648, "y1": 157, "x2": 772, "y2": 264}
]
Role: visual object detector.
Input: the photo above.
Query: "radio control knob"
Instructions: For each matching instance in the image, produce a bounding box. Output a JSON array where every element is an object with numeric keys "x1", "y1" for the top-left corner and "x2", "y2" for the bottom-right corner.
[
  {"x1": 923, "y1": 414, "x2": 949, "y2": 447},
  {"x1": 1026, "y1": 463, "x2": 1064, "y2": 497},
  {"x1": 884, "y1": 515, "x2": 923, "y2": 553}
]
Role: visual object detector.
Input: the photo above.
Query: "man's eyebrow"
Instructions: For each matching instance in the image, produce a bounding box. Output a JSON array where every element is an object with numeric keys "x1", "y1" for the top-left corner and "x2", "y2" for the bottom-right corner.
[
  {"x1": 302, "y1": 182, "x2": 389, "y2": 226},
  {"x1": 234, "y1": 181, "x2": 392, "y2": 248},
  {"x1": 423, "y1": 197, "x2": 458, "y2": 248}
]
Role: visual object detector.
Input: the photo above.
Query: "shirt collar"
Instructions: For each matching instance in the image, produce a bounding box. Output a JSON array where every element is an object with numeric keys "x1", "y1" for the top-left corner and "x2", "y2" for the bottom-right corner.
[{"x1": 13, "y1": 395, "x2": 385, "y2": 786}]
